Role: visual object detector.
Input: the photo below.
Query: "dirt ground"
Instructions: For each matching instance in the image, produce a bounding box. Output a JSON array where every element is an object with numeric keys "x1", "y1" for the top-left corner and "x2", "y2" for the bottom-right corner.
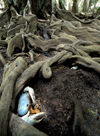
[
  {"x1": 26, "y1": 64, "x2": 100, "y2": 136},
  {"x1": 0, "y1": 53, "x2": 100, "y2": 136}
]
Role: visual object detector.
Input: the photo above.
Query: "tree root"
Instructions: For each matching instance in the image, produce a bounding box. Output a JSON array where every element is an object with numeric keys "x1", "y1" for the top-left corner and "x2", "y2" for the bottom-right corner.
[
  {"x1": 0, "y1": 53, "x2": 6, "y2": 66},
  {"x1": 0, "y1": 57, "x2": 27, "y2": 96},
  {"x1": 58, "y1": 51, "x2": 73, "y2": 64},
  {"x1": 41, "y1": 50, "x2": 67, "y2": 79},
  {"x1": 9, "y1": 113, "x2": 48, "y2": 136},
  {"x1": 92, "y1": 57, "x2": 100, "y2": 63},
  {"x1": 0, "y1": 40, "x2": 7, "y2": 46},
  {"x1": 7, "y1": 33, "x2": 24, "y2": 57},
  {"x1": 0, "y1": 10, "x2": 10, "y2": 27},
  {"x1": 0, "y1": 28, "x2": 7, "y2": 40},
  {"x1": 29, "y1": 50, "x2": 34, "y2": 63},
  {"x1": 15, "y1": 61, "x2": 45, "y2": 98},
  {"x1": 56, "y1": 9, "x2": 95, "y2": 24},
  {"x1": 0, "y1": 57, "x2": 27, "y2": 136},
  {"x1": 57, "y1": 43, "x2": 100, "y2": 57},
  {"x1": 24, "y1": 14, "x2": 37, "y2": 33},
  {"x1": 80, "y1": 45, "x2": 100, "y2": 56},
  {"x1": 7, "y1": 24, "x2": 26, "y2": 37},
  {"x1": 71, "y1": 55, "x2": 100, "y2": 73},
  {"x1": 73, "y1": 97, "x2": 88, "y2": 136}
]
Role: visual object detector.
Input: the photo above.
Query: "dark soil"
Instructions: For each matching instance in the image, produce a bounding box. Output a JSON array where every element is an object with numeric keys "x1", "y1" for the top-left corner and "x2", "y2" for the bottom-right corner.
[{"x1": 28, "y1": 65, "x2": 100, "y2": 136}]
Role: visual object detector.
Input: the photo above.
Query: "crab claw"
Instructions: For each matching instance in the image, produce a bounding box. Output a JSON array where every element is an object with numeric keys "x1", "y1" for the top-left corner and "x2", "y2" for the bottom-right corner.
[
  {"x1": 24, "y1": 86, "x2": 36, "y2": 105},
  {"x1": 21, "y1": 112, "x2": 46, "y2": 125}
]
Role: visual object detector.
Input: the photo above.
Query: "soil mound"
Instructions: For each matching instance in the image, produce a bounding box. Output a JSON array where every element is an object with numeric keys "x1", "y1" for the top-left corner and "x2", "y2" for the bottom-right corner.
[{"x1": 32, "y1": 65, "x2": 100, "y2": 136}]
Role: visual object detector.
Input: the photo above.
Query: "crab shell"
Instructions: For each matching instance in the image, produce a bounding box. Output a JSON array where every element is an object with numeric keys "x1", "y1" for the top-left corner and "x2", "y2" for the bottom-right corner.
[
  {"x1": 17, "y1": 92, "x2": 31, "y2": 116},
  {"x1": 17, "y1": 86, "x2": 36, "y2": 116}
]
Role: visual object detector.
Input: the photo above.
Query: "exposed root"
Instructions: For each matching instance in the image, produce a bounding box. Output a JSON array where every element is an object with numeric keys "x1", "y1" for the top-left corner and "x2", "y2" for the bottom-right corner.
[
  {"x1": 73, "y1": 97, "x2": 87, "y2": 136},
  {"x1": 0, "y1": 57, "x2": 27, "y2": 136},
  {"x1": 58, "y1": 51, "x2": 72, "y2": 64},
  {"x1": 71, "y1": 55, "x2": 100, "y2": 73},
  {"x1": 41, "y1": 50, "x2": 67, "y2": 79},
  {"x1": 7, "y1": 33, "x2": 24, "y2": 57},
  {"x1": 56, "y1": 9, "x2": 95, "y2": 24},
  {"x1": 9, "y1": 113, "x2": 47, "y2": 136},
  {"x1": 15, "y1": 61, "x2": 45, "y2": 98},
  {"x1": 0, "y1": 53, "x2": 6, "y2": 65},
  {"x1": 29, "y1": 50, "x2": 34, "y2": 63},
  {"x1": 80, "y1": 45, "x2": 100, "y2": 56}
]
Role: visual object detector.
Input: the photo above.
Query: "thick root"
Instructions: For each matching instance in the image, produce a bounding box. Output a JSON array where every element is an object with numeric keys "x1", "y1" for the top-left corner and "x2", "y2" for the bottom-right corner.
[
  {"x1": 0, "y1": 57, "x2": 27, "y2": 96},
  {"x1": 58, "y1": 51, "x2": 72, "y2": 64},
  {"x1": 73, "y1": 97, "x2": 87, "y2": 136},
  {"x1": 80, "y1": 45, "x2": 100, "y2": 56},
  {"x1": 0, "y1": 57, "x2": 27, "y2": 136},
  {"x1": 7, "y1": 33, "x2": 24, "y2": 57},
  {"x1": 0, "y1": 53, "x2": 6, "y2": 66},
  {"x1": 71, "y1": 55, "x2": 100, "y2": 73},
  {"x1": 15, "y1": 61, "x2": 45, "y2": 97},
  {"x1": 29, "y1": 50, "x2": 34, "y2": 63},
  {"x1": 9, "y1": 113, "x2": 48, "y2": 136},
  {"x1": 41, "y1": 50, "x2": 67, "y2": 79}
]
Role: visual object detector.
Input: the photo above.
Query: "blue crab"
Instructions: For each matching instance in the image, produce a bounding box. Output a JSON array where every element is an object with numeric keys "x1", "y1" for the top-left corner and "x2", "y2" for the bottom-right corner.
[{"x1": 17, "y1": 86, "x2": 46, "y2": 125}]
